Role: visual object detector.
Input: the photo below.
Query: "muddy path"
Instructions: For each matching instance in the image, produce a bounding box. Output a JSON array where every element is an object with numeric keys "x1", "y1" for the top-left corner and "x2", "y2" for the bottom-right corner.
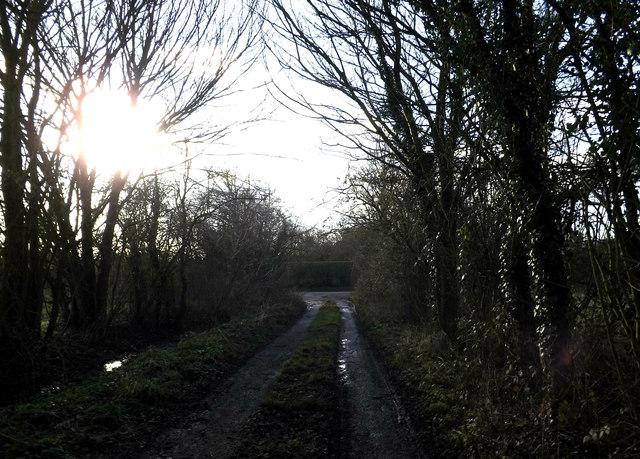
[
  {"x1": 131, "y1": 292, "x2": 424, "y2": 458},
  {"x1": 138, "y1": 296, "x2": 325, "y2": 458},
  {"x1": 332, "y1": 292, "x2": 424, "y2": 458}
]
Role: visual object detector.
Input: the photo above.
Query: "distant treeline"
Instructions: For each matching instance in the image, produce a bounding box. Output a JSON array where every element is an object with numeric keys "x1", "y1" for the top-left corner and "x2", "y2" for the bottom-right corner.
[{"x1": 287, "y1": 261, "x2": 354, "y2": 290}]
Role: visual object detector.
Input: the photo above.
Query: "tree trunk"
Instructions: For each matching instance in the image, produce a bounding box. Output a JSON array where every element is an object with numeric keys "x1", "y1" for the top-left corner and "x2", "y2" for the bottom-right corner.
[
  {"x1": 505, "y1": 230, "x2": 542, "y2": 373},
  {"x1": 176, "y1": 250, "x2": 188, "y2": 331},
  {"x1": 25, "y1": 51, "x2": 45, "y2": 334},
  {"x1": 129, "y1": 246, "x2": 146, "y2": 328},
  {"x1": 434, "y1": 58, "x2": 460, "y2": 343},
  {"x1": 71, "y1": 154, "x2": 97, "y2": 329},
  {"x1": 596, "y1": 16, "x2": 640, "y2": 358},
  {"x1": 148, "y1": 174, "x2": 163, "y2": 328},
  {"x1": 0, "y1": 62, "x2": 28, "y2": 337},
  {"x1": 506, "y1": 15, "x2": 572, "y2": 397},
  {"x1": 95, "y1": 171, "x2": 127, "y2": 334},
  {"x1": 45, "y1": 269, "x2": 64, "y2": 342},
  {"x1": 453, "y1": 0, "x2": 572, "y2": 396}
]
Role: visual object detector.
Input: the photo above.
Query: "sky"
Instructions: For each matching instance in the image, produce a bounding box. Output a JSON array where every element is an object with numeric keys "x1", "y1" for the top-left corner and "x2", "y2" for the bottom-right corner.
[
  {"x1": 51, "y1": 2, "x2": 357, "y2": 229},
  {"x1": 199, "y1": 77, "x2": 355, "y2": 228},
  {"x1": 209, "y1": 117, "x2": 350, "y2": 227},
  {"x1": 60, "y1": 69, "x2": 354, "y2": 229}
]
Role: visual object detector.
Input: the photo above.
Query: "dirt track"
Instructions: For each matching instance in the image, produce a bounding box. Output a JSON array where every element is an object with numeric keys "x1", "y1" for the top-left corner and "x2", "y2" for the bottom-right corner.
[
  {"x1": 335, "y1": 292, "x2": 424, "y2": 458},
  {"x1": 139, "y1": 297, "x2": 321, "y2": 458},
  {"x1": 139, "y1": 292, "x2": 424, "y2": 458}
]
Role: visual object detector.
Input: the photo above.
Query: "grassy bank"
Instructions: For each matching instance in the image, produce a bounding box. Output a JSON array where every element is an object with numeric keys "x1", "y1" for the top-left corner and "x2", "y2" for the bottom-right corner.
[
  {"x1": 0, "y1": 300, "x2": 305, "y2": 458},
  {"x1": 234, "y1": 301, "x2": 342, "y2": 458},
  {"x1": 356, "y1": 306, "x2": 638, "y2": 458}
]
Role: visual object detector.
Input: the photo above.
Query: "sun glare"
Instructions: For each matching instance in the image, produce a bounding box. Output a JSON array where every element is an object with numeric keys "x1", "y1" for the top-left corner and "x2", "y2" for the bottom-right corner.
[{"x1": 62, "y1": 90, "x2": 162, "y2": 175}]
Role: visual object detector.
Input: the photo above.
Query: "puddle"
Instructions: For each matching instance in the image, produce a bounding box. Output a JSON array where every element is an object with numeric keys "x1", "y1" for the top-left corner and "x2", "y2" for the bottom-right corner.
[
  {"x1": 334, "y1": 295, "x2": 424, "y2": 457},
  {"x1": 40, "y1": 385, "x2": 61, "y2": 396},
  {"x1": 338, "y1": 338, "x2": 352, "y2": 385},
  {"x1": 104, "y1": 358, "x2": 128, "y2": 372}
]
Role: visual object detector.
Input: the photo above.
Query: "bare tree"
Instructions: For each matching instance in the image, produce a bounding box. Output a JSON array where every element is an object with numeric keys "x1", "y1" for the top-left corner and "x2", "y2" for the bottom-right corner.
[
  {"x1": 0, "y1": 1, "x2": 52, "y2": 340},
  {"x1": 551, "y1": 0, "x2": 640, "y2": 363},
  {"x1": 264, "y1": 0, "x2": 473, "y2": 341},
  {"x1": 49, "y1": 0, "x2": 262, "y2": 334},
  {"x1": 1, "y1": 0, "x2": 262, "y2": 342}
]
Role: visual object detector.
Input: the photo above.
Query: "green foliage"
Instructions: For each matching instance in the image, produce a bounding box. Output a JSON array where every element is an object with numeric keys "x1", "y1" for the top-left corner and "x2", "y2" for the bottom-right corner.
[{"x1": 0, "y1": 302, "x2": 304, "y2": 457}]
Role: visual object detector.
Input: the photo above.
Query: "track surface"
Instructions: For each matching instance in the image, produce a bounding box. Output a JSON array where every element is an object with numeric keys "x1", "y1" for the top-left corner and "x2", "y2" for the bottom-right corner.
[
  {"x1": 334, "y1": 292, "x2": 423, "y2": 458},
  {"x1": 139, "y1": 292, "x2": 424, "y2": 458},
  {"x1": 141, "y1": 298, "x2": 322, "y2": 458}
]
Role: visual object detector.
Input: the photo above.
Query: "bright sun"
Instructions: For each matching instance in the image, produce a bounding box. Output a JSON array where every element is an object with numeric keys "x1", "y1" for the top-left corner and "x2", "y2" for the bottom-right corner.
[{"x1": 62, "y1": 89, "x2": 162, "y2": 175}]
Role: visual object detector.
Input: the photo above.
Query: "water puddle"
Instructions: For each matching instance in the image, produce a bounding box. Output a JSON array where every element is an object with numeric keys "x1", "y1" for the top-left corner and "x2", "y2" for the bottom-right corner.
[
  {"x1": 39, "y1": 385, "x2": 61, "y2": 396},
  {"x1": 338, "y1": 337, "x2": 351, "y2": 385},
  {"x1": 104, "y1": 358, "x2": 128, "y2": 372}
]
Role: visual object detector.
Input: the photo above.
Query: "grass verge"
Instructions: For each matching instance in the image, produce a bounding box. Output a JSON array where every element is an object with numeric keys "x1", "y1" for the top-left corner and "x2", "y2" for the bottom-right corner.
[
  {"x1": 0, "y1": 301, "x2": 305, "y2": 458},
  {"x1": 356, "y1": 307, "x2": 639, "y2": 458},
  {"x1": 234, "y1": 301, "x2": 342, "y2": 458}
]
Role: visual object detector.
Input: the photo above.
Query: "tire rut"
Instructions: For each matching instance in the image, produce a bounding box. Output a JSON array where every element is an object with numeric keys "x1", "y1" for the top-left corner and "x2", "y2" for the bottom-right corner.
[
  {"x1": 333, "y1": 292, "x2": 425, "y2": 458},
  {"x1": 140, "y1": 292, "x2": 425, "y2": 458},
  {"x1": 141, "y1": 298, "x2": 323, "y2": 458}
]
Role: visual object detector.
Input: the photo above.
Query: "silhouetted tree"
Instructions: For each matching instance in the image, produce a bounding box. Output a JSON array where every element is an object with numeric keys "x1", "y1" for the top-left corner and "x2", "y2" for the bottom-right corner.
[{"x1": 265, "y1": 0, "x2": 472, "y2": 341}]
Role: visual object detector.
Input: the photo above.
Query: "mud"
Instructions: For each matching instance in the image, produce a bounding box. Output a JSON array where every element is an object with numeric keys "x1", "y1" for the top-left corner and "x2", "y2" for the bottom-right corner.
[
  {"x1": 331, "y1": 292, "x2": 425, "y2": 458},
  {"x1": 136, "y1": 292, "x2": 425, "y2": 458},
  {"x1": 140, "y1": 296, "x2": 323, "y2": 458}
]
